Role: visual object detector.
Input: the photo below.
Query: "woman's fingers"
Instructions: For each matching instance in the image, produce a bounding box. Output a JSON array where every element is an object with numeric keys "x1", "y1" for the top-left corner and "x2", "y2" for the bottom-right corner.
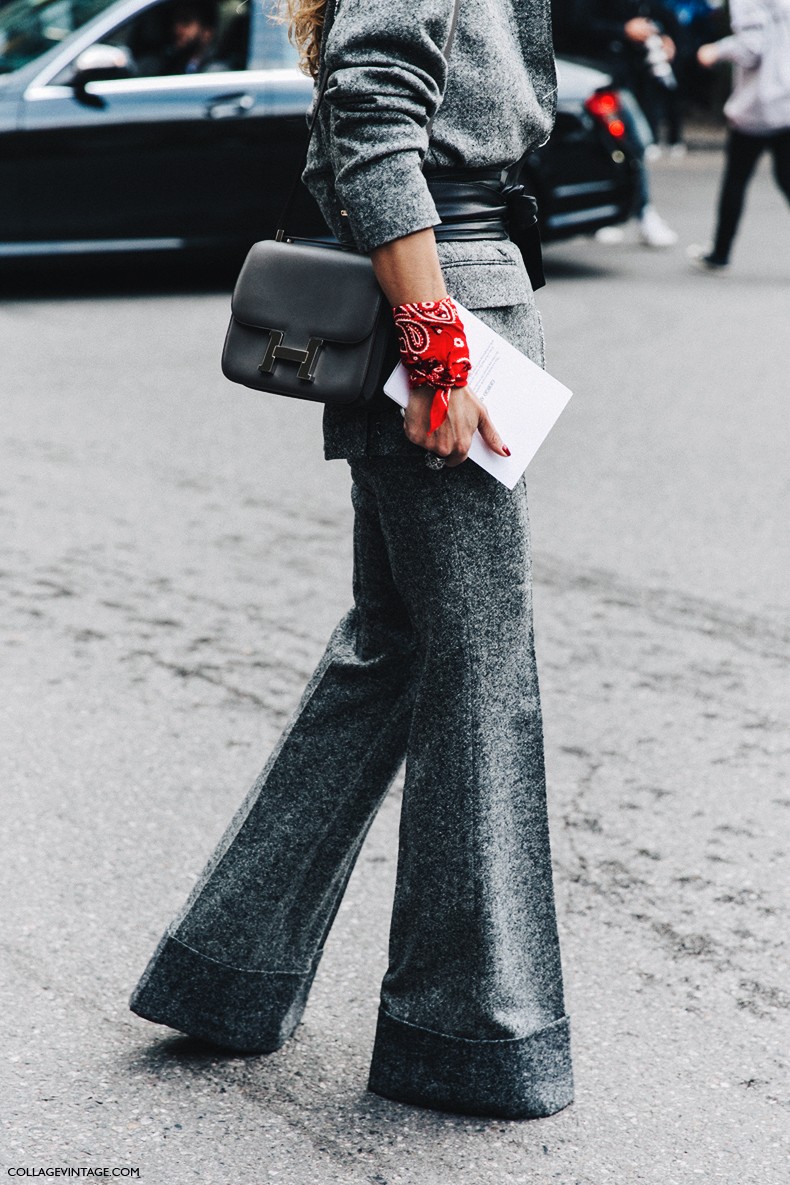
[
  {"x1": 403, "y1": 389, "x2": 434, "y2": 444},
  {"x1": 402, "y1": 386, "x2": 510, "y2": 463},
  {"x1": 477, "y1": 404, "x2": 511, "y2": 457},
  {"x1": 432, "y1": 410, "x2": 473, "y2": 466}
]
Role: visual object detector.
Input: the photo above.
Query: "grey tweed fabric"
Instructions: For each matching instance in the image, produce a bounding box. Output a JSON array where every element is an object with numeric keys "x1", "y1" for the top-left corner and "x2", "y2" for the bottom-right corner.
[
  {"x1": 131, "y1": 439, "x2": 572, "y2": 1118},
  {"x1": 305, "y1": 0, "x2": 557, "y2": 461},
  {"x1": 304, "y1": 0, "x2": 558, "y2": 251},
  {"x1": 130, "y1": 0, "x2": 574, "y2": 1119}
]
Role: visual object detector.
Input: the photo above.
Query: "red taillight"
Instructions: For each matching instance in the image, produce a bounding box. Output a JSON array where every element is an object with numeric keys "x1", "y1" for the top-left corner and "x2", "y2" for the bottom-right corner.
[
  {"x1": 585, "y1": 91, "x2": 619, "y2": 119},
  {"x1": 585, "y1": 91, "x2": 627, "y2": 139}
]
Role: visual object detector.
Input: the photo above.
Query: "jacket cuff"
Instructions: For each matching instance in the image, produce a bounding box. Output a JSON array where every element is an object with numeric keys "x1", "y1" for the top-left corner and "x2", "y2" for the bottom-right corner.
[
  {"x1": 710, "y1": 33, "x2": 759, "y2": 67},
  {"x1": 337, "y1": 151, "x2": 441, "y2": 252},
  {"x1": 708, "y1": 36, "x2": 736, "y2": 63}
]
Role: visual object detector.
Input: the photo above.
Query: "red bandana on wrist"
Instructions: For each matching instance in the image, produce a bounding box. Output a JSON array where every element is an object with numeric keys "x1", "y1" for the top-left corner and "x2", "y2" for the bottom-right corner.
[{"x1": 392, "y1": 297, "x2": 472, "y2": 433}]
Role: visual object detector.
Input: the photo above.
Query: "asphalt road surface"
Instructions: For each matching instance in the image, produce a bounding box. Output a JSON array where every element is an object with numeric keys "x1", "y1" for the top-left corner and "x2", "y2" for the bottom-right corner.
[{"x1": 2, "y1": 152, "x2": 788, "y2": 1185}]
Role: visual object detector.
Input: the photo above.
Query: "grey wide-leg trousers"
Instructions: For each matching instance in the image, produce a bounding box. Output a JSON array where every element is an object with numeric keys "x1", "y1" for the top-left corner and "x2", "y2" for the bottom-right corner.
[{"x1": 130, "y1": 455, "x2": 573, "y2": 1119}]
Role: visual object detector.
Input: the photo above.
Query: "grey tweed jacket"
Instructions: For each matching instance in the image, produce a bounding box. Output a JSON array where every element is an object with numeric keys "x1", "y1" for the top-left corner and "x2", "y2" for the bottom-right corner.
[{"x1": 303, "y1": 0, "x2": 558, "y2": 458}]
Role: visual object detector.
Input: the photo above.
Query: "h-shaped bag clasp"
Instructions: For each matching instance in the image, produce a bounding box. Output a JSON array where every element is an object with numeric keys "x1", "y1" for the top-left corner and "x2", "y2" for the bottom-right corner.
[{"x1": 258, "y1": 331, "x2": 324, "y2": 382}]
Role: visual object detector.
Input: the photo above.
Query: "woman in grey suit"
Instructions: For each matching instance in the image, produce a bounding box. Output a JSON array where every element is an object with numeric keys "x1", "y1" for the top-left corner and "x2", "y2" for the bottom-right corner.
[{"x1": 130, "y1": 0, "x2": 574, "y2": 1120}]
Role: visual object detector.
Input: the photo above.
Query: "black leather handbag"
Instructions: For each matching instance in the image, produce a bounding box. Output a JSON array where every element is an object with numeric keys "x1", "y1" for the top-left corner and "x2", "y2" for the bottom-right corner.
[
  {"x1": 221, "y1": 238, "x2": 393, "y2": 406},
  {"x1": 220, "y1": 0, "x2": 460, "y2": 407}
]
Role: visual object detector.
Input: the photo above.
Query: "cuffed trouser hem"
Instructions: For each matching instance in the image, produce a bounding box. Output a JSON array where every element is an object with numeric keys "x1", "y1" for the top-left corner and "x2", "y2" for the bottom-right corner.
[
  {"x1": 129, "y1": 932, "x2": 317, "y2": 1054},
  {"x1": 367, "y1": 1008, "x2": 574, "y2": 1120}
]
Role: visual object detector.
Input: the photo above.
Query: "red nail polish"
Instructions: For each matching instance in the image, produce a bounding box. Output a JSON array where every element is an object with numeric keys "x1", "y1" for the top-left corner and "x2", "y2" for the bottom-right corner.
[{"x1": 503, "y1": 446, "x2": 511, "y2": 457}]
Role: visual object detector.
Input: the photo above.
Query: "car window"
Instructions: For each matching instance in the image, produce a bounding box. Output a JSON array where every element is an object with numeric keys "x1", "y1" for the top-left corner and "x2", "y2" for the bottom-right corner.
[
  {"x1": 0, "y1": 0, "x2": 117, "y2": 73},
  {"x1": 128, "y1": 0, "x2": 251, "y2": 77},
  {"x1": 255, "y1": 11, "x2": 299, "y2": 69},
  {"x1": 51, "y1": 0, "x2": 254, "y2": 83}
]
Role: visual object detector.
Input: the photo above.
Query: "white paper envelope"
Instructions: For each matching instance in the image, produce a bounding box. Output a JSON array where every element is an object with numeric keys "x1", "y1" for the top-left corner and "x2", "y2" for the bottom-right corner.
[{"x1": 384, "y1": 302, "x2": 572, "y2": 489}]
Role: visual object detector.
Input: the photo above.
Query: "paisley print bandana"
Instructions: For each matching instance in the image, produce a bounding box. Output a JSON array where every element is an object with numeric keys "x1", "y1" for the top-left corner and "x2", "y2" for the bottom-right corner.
[{"x1": 392, "y1": 298, "x2": 472, "y2": 433}]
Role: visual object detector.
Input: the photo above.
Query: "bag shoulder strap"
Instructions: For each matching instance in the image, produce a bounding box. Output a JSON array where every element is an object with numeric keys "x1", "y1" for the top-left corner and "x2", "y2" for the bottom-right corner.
[{"x1": 276, "y1": 0, "x2": 462, "y2": 239}]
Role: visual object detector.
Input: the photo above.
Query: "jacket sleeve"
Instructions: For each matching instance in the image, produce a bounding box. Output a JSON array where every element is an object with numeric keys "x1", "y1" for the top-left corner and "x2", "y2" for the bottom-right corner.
[
  {"x1": 322, "y1": 0, "x2": 456, "y2": 252},
  {"x1": 711, "y1": 0, "x2": 766, "y2": 68}
]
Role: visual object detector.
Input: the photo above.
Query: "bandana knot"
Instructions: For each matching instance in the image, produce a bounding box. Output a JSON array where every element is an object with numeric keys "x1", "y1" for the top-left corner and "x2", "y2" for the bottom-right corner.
[{"x1": 392, "y1": 297, "x2": 471, "y2": 432}]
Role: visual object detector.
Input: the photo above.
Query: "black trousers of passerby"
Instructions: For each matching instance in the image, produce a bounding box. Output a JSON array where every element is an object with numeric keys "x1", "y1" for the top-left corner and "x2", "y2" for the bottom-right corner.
[
  {"x1": 712, "y1": 127, "x2": 790, "y2": 263},
  {"x1": 637, "y1": 73, "x2": 684, "y2": 147}
]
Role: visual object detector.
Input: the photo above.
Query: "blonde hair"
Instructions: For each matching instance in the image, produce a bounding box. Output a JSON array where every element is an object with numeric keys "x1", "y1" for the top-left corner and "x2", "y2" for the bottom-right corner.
[{"x1": 277, "y1": 0, "x2": 327, "y2": 78}]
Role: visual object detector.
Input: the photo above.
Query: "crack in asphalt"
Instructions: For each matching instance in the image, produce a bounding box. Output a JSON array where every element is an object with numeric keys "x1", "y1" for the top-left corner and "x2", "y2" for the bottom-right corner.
[
  {"x1": 536, "y1": 555, "x2": 790, "y2": 661},
  {"x1": 121, "y1": 650, "x2": 271, "y2": 708}
]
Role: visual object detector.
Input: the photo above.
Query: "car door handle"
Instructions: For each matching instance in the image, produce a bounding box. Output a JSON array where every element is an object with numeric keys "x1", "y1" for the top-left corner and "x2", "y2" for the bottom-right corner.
[{"x1": 206, "y1": 93, "x2": 254, "y2": 120}]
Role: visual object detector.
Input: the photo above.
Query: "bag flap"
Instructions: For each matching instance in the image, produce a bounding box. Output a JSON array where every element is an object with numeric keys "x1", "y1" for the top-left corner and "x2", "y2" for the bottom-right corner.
[{"x1": 231, "y1": 239, "x2": 385, "y2": 344}]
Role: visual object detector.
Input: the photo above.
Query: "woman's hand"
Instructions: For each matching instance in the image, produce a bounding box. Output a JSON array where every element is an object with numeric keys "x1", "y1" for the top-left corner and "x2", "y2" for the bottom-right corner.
[
  {"x1": 369, "y1": 229, "x2": 509, "y2": 465},
  {"x1": 696, "y1": 43, "x2": 719, "y2": 68},
  {"x1": 403, "y1": 386, "x2": 510, "y2": 467},
  {"x1": 661, "y1": 35, "x2": 676, "y2": 61},
  {"x1": 624, "y1": 17, "x2": 656, "y2": 42}
]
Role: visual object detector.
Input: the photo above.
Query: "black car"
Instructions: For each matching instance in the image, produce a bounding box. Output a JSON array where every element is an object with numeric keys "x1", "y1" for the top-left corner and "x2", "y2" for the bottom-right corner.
[
  {"x1": 0, "y1": 0, "x2": 638, "y2": 258},
  {"x1": 525, "y1": 60, "x2": 640, "y2": 241}
]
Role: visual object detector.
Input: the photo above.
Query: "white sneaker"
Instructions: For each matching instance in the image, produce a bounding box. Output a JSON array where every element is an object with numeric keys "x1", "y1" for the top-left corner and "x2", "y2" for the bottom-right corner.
[
  {"x1": 639, "y1": 206, "x2": 678, "y2": 248},
  {"x1": 668, "y1": 142, "x2": 688, "y2": 159},
  {"x1": 594, "y1": 225, "x2": 627, "y2": 244},
  {"x1": 644, "y1": 144, "x2": 663, "y2": 162}
]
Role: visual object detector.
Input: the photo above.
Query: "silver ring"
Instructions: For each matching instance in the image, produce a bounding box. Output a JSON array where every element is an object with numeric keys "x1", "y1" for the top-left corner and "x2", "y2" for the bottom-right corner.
[{"x1": 424, "y1": 454, "x2": 446, "y2": 471}]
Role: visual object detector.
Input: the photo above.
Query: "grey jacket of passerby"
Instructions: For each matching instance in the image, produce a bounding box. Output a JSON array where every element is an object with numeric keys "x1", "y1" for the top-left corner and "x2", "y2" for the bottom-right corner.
[
  {"x1": 301, "y1": 0, "x2": 558, "y2": 459},
  {"x1": 714, "y1": 0, "x2": 790, "y2": 133}
]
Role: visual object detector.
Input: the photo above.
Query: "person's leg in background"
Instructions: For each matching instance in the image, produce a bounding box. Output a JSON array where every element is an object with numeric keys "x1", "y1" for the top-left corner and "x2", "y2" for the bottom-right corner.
[
  {"x1": 665, "y1": 37, "x2": 697, "y2": 154},
  {"x1": 634, "y1": 72, "x2": 662, "y2": 147},
  {"x1": 664, "y1": 82, "x2": 686, "y2": 152},
  {"x1": 769, "y1": 128, "x2": 790, "y2": 207},
  {"x1": 596, "y1": 88, "x2": 679, "y2": 248},
  {"x1": 130, "y1": 473, "x2": 419, "y2": 1052},
  {"x1": 711, "y1": 129, "x2": 765, "y2": 262},
  {"x1": 689, "y1": 128, "x2": 765, "y2": 270}
]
